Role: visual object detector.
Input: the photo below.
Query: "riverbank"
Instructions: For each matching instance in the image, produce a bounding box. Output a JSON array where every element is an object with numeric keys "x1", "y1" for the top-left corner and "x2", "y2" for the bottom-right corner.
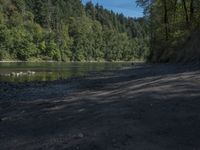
[
  {"x1": 1, "y1": 64, "x2": 200, "y2": 150},
  {"x1": 0, "y1": 60, "x2": 144, "y2": 63}
]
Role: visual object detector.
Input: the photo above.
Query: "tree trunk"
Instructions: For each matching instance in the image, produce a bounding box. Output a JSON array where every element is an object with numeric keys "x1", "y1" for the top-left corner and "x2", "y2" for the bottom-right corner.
[
  {"x1": 47, "y1": 0, "x2": 52, "y2": 32},
  {"x1": 182, "y1": 0, "x2": 189, "y2": 27},
  {"x1": 190, "y1": 0, "x2": 194, "y2": 22},
  {"x1": 163, "y1": 0, "x2": 169, "y2": 40},
  {"x1": 173, "y1": 0, "x2": 178, "y2": 21}
]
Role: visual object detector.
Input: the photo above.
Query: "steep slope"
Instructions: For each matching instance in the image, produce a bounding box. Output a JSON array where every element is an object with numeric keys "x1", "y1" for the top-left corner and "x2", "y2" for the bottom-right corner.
[{"x1": 177, "y1": 30, "x2": 200, "y2": 63}]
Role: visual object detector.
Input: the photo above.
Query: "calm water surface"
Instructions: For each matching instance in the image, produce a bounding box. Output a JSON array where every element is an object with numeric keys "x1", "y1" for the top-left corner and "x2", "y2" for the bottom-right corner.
[{"x1": 0, "y1": 62, "x2": 131, "y2": 82}]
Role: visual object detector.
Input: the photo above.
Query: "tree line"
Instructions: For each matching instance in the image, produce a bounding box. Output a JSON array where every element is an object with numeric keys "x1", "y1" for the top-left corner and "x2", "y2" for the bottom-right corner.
[
  {"x1": 0, "y1": 0, "x2": 149, "y2": 61},
  {"x1": 137, "y1": 0, "x2": 200, "y2": 62}
]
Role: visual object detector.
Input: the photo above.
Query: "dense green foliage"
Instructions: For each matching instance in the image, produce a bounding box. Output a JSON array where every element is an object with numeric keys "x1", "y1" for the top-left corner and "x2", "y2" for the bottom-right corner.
[
  {"x1": 0, "y1": 0, "x2": 148, "y2": 61},
  {"x1": 137, "y1": 0, "x2": 200, "y2": 62}
]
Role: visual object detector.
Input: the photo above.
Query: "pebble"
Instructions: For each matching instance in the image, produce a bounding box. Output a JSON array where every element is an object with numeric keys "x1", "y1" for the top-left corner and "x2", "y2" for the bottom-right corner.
[
  {"x1": 1, "y1": 117, "x2": 9, "y2": 121},
  {"x1": 73, "y1": 133, "x2": 84, "y2": 139},
  {"x1": 77, "y1": 133, "x2": 84, "y2": 138}
]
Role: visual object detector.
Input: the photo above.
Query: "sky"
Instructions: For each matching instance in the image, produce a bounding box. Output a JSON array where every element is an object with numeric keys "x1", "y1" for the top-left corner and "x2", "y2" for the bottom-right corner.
[{"x1": 82, "y1": 0, "x2": 144, "y2": 18}]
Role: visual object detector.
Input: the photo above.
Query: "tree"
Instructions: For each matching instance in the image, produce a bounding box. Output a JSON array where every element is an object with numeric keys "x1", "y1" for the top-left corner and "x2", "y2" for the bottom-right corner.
[
  {"x1": 137, "y1": 0, "x2": 200, "y2": 62},
  {"x1": 0, "y1": 0, "x2": 148, "y2": 61}
]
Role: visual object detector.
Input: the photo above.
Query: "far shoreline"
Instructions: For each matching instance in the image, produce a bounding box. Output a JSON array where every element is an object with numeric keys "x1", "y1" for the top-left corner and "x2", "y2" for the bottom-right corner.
[{"x1": 0, "y1": 60, "x2": 145, "y2": 63}]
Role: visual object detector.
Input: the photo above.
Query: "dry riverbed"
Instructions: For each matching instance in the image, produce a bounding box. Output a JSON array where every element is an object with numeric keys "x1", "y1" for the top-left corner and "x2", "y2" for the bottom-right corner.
[{"x1": 1, "y1": 64, "x2": 200, "y2": 150}]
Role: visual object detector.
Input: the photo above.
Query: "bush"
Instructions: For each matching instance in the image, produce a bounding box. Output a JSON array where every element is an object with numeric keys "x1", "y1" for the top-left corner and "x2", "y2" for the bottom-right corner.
[{"x1": 0, "y1": 49, "x2": 10, "y2": 61}]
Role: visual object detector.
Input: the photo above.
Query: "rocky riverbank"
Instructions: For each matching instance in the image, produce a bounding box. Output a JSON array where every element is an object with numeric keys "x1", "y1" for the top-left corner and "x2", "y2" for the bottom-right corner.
[{"x1": 1, "y1": 64, "x2": 200, "y2": 150}]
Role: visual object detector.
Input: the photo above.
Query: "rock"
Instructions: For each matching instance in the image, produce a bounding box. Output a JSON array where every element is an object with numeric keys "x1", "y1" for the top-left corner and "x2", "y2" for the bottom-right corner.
[
  {"x1": 1, "y1": 117, "x2": 9, "y2": 121},
  {"x1": 73, "y1": 133, "x2": 84, "y2": 139},
  {"x1": 15, "y1": 73, "x2": 20, "y2": 76},
  {"x1": 11, "y1": 72, "x2": 16, "y2": 76},
  {"x1": 77, "y1": 133, "x2": 84, "y2": 138},
  {"x1": 3, "y1": 71, "x2": 37, "y2": 77},
  {"x1": 27, "y1": 71, "x2": 36, "y2": 75},
  {"x1": 27, "y1": 71, "x2": 32, "y2": 75}
]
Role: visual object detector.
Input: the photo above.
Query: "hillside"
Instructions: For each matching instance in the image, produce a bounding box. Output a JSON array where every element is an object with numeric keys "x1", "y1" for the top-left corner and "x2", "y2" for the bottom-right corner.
[
  {"x1": 137, "y1": 0, "x2": 200, "y2": 63},
  {"x1": 0, "y1": 0, "x2": 148, "y2": 61},
  {"x1": 175, "y1": 30, "x2": 200, "y2": 63}
]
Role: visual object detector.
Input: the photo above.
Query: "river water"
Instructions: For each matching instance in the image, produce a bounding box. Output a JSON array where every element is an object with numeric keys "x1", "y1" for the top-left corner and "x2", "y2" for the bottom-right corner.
[{"x1": 0, "y1": 62, "x2": 131, "y2": 82}]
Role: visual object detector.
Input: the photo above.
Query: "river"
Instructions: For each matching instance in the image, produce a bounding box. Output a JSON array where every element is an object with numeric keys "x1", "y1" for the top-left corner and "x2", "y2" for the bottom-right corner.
[{"x1": 0, "y1": 62, "x2": 131, "y2": 82}]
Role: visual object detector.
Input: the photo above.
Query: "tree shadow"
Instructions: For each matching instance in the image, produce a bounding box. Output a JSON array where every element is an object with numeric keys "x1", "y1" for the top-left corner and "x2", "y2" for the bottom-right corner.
[{"x1": 1, "y1": 64, "x2": 200, "y2": 149}]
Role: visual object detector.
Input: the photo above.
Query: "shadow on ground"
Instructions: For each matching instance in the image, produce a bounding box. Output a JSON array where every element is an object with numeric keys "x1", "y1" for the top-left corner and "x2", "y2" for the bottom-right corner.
[{"x1": 1, "y1": 64, "x2": 200, "y2": 150}]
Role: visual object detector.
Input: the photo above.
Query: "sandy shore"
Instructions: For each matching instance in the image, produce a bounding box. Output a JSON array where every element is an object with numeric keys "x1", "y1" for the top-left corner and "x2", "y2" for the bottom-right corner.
[{"x1": 1, "y1": 63, "x2": 200, "y2": 150}]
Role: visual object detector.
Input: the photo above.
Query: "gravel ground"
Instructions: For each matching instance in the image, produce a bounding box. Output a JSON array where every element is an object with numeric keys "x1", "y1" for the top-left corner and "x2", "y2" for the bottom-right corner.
[{"x1": 1, "y1": 63, "x2": 200, "y2": 150}]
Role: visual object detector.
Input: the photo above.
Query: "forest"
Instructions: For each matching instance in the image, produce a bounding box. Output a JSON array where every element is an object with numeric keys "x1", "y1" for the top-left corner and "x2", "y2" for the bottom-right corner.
[
  {"x1": 0, "y1": 0, "x2": 149, "y2": 62},
  {"x1": 1, "y1": 0, "x2": 199, "y2": 63},
  {"x1": 137, "y1": 0, "x2": 200, "y2": 62},
  {"x1": 2, "y1": 1, "x2": 200, "y2": 150}
]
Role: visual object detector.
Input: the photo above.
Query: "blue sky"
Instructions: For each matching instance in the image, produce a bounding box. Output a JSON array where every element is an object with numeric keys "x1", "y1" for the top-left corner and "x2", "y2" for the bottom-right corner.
[{"x1": 82, "y1": 0, "x2": 144, "y2": 18}]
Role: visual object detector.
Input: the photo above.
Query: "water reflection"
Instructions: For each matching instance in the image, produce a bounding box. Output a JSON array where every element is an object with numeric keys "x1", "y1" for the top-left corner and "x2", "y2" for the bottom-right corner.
[{"x1": 0, "y1": 62, "x2": 131, "y2": 82}]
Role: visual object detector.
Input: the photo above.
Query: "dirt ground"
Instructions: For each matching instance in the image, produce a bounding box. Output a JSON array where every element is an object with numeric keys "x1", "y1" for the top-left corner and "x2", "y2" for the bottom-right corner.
[{"x1": 1, "y1": 64, "x2": 200, "y2": 150}]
